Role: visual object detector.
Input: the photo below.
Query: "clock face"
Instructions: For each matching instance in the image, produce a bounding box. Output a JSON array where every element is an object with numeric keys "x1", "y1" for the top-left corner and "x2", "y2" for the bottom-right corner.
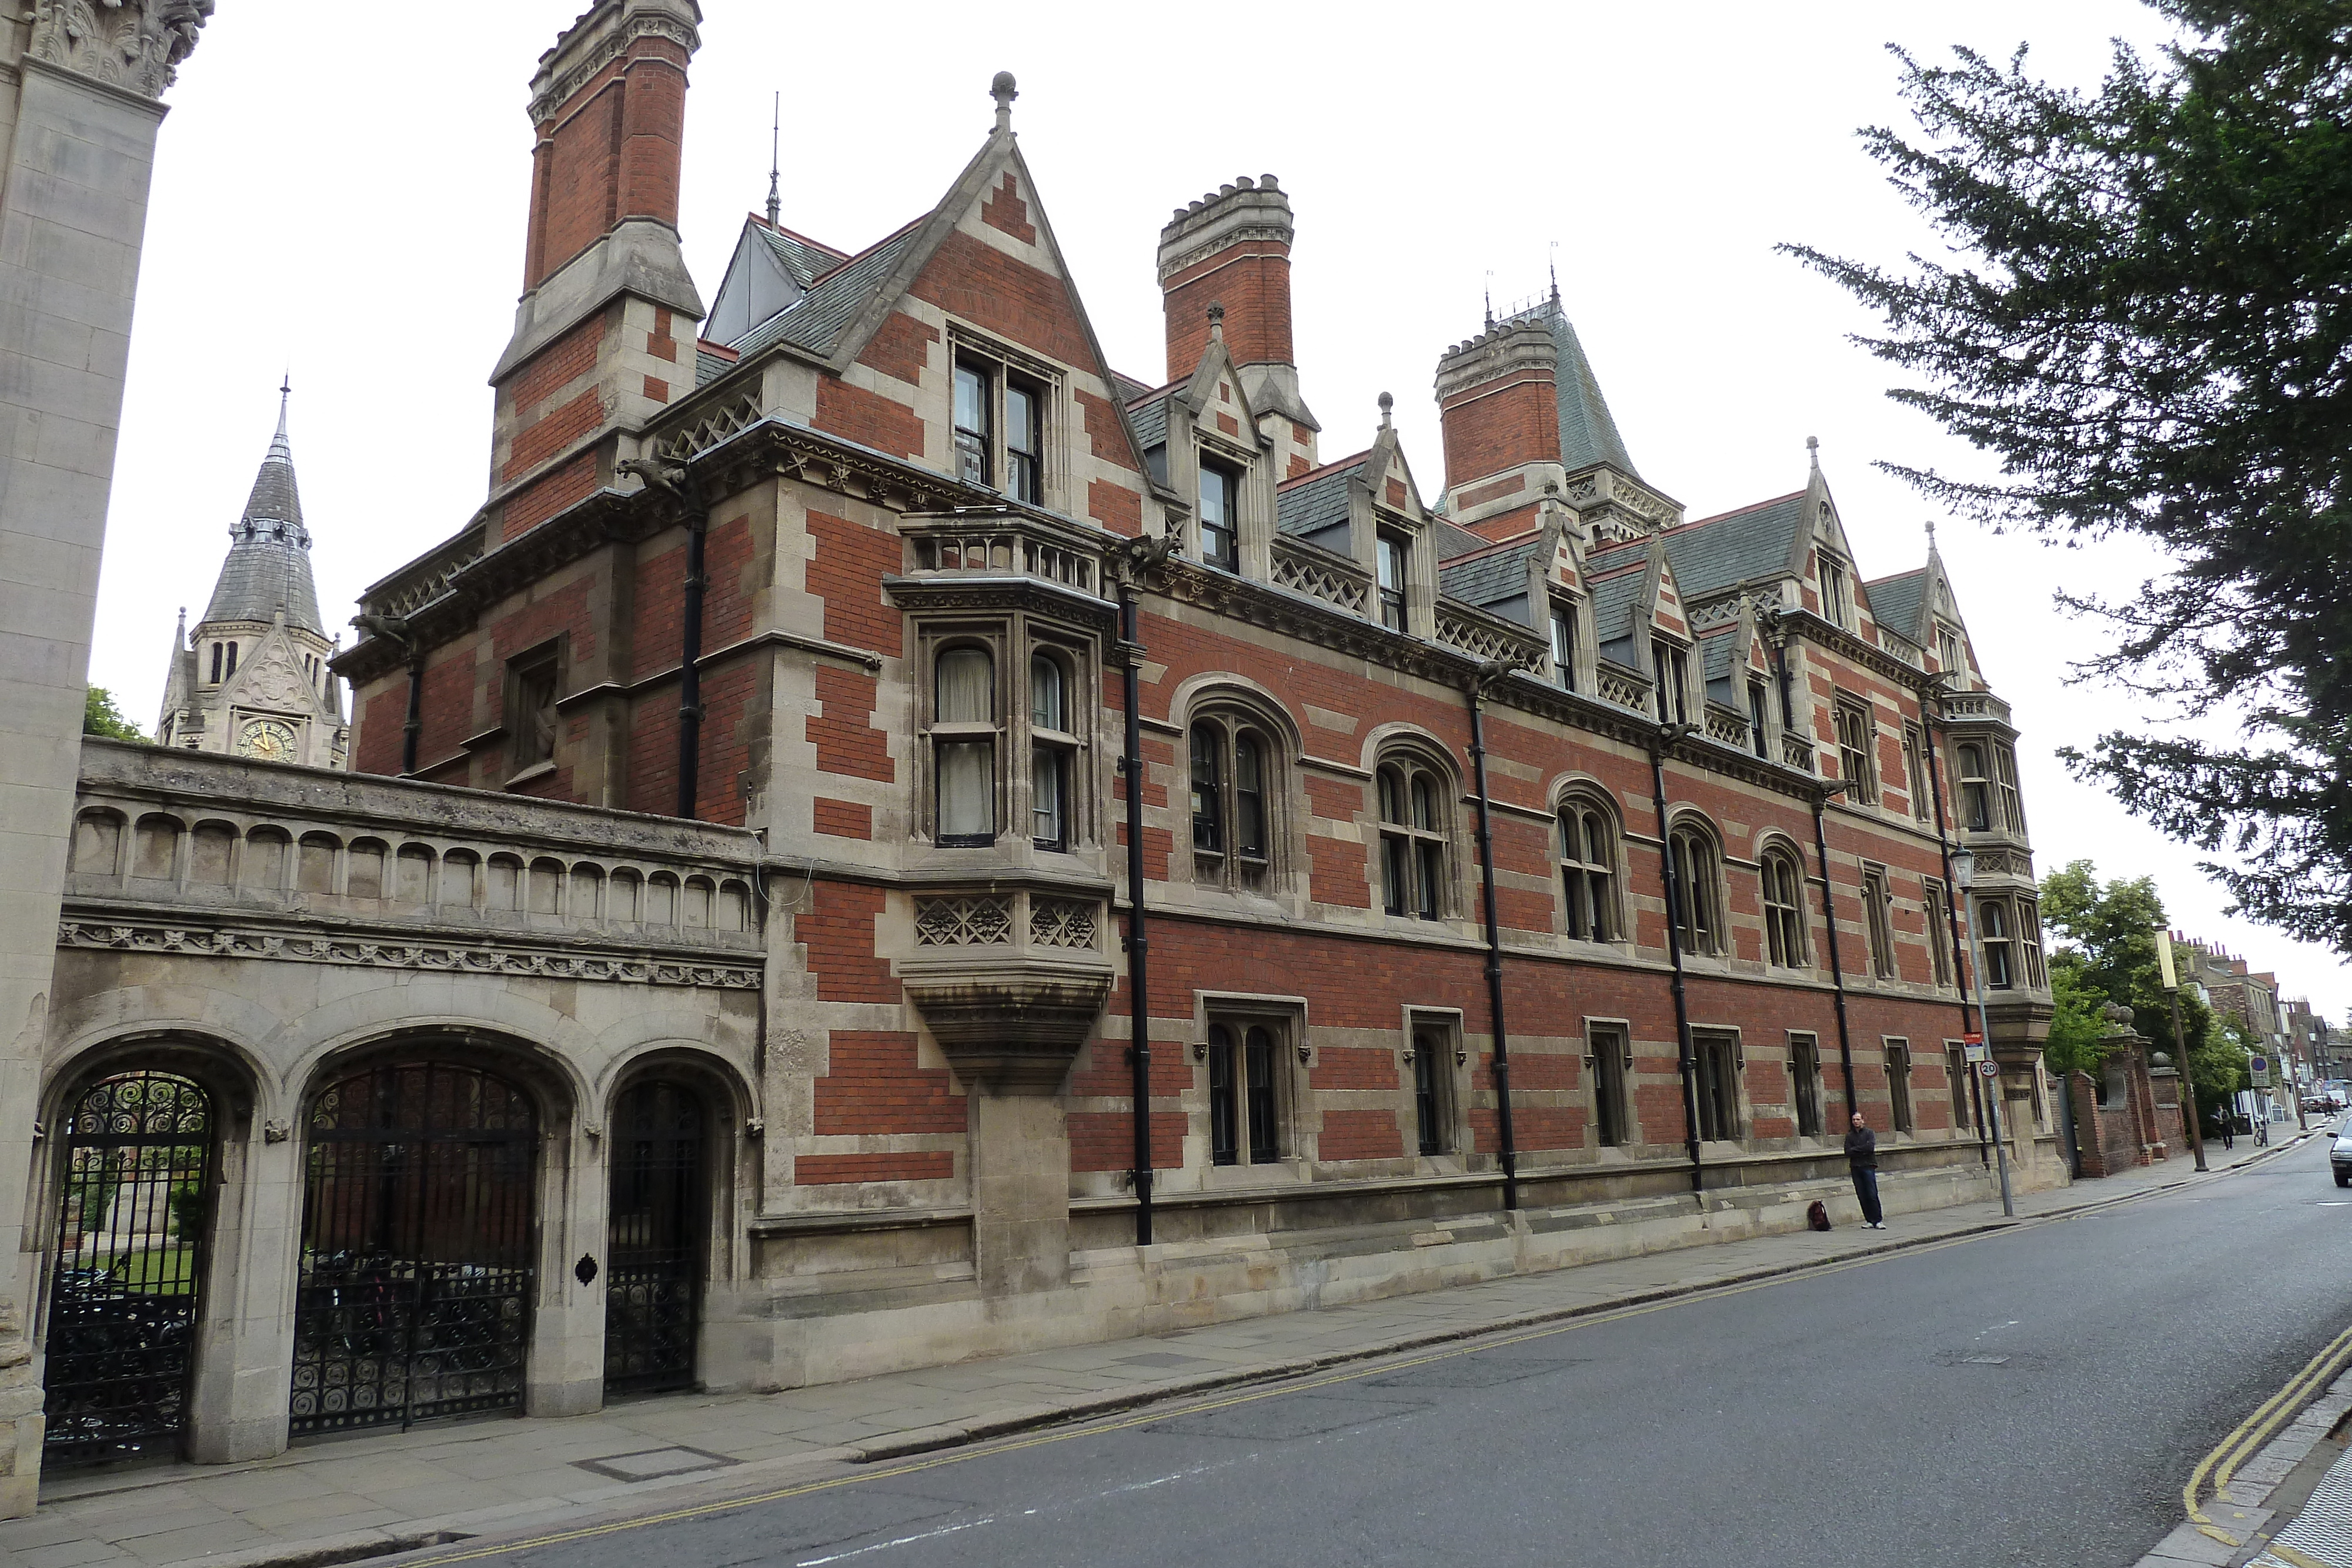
[{"x1": 238, "y1": 719, "x2": 298, "y2": 763}]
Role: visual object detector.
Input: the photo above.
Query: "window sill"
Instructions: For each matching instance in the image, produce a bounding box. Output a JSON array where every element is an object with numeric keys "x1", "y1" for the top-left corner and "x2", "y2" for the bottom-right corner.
[{"x1": 504, "y1": 760, "x2": 556, "y2": 789}]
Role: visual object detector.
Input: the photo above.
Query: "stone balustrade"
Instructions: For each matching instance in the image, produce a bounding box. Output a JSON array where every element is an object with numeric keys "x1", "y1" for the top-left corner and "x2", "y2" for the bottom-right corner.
[{"x1": 63, "y1": 741, "x2": 764, "y2": 988}]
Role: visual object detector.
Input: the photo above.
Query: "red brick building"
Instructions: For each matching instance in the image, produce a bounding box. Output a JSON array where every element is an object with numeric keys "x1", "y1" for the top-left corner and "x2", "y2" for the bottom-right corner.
[{"x1": 31, "y1": 0, "x2": 2061, "y2": 1469}]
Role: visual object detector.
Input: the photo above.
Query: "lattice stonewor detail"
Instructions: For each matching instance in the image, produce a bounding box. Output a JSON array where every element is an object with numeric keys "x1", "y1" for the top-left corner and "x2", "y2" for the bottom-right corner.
[
  {"x1": 1272, "y1": 546, "x2": 1368, "y2": 613},
  {"x1": 656, "y1": 393, "x2": 760, "y2": 462},
  {"x1": 914, "y1": 895, "x2": 1014, "y2": 947},
  {"x1": 1705, "y1": 710, "x2": 1750, "y2": 747},
  {"x1": 1028, "y1": 899, "x2": 1099, "y2": 950},
  {"x1": 1435, "y1": 611, "x2": 1541, "y2": 672},
  {"x1": 1782, "y1": 734, "x2": 1816, "y2": 771},
  {"x1": 1596, "y1": 667, "x2": 1653, "y2": 710}
]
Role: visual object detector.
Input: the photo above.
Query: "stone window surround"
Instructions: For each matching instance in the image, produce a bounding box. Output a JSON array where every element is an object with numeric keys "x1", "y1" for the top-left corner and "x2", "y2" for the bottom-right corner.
[
  {"x1": 1402, "y1": 1005, "x2": 1465, "y2": 1160},
  {"x1": 1190, "y1": 989, "x2": 1310, "y2": 1182}
]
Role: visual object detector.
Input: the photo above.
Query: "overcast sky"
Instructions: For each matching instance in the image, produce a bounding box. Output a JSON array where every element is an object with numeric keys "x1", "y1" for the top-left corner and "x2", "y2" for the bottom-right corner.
[{"x1": 88, "y1": 0, "x2": 2347, "y2": 1021}]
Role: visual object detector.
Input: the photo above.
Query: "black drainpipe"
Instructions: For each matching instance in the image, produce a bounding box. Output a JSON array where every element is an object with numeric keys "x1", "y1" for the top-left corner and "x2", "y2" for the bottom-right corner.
[
  {"x1": 1647, "y1": 730, "x2": 1703, "y2": 1194},
  {"x1": 1118, "y1": 581, "x2": 1155, "y2": 1246},
  {"x1": 1466, "y1": 666, "x2": 1519, "y2": 1212},
  {"x1": 400, "y1": 646, "x2": 425, "y2": 777},
  {"x1": 676, "y1": 514, "x2": 709, "y2": 819},
  {"x1": 1919, "y1": 683, "x2": 1992, "y2": 1168},
  {"x1": 1770, "y1": 626, "x2": 1857, "y2": 1115}
]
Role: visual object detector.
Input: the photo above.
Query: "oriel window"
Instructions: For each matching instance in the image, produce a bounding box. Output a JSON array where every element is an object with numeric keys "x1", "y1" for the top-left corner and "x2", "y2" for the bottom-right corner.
[
  {"x1": 1994, "y1": 744, "x2": 2027, "y2": 834},
  {"x1": 1199, "y1": 460, "x2": 1240, "y2": 571},
  {"x1": 933, "y1": 646, "x2": 997, "y2": 845},
  {"x1": 1979, "y1": 897, "x2": 2014, "y2": 988},
  {"x1": 1957, "y1": 743, "x2": 1993, "y2": 832},
  {"x1": 1030, "y1": 652, "x2": 1073, "y2": 851}
]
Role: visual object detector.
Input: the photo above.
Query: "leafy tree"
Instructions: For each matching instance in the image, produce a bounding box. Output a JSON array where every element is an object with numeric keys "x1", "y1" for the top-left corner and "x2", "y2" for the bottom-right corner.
[
  {"x1": 1787, "y1": 5, "x2": 2352, "y2": 952},
  {"x1": 2037, "y1": 860, "x2": 2224, "y2": 1069},
  {"x1": 2198, "y1": 1014, "x2": 2257, "y2": 1134},
  {"x1": 82, "y1": 686, "x2": 144, "y2": 744},
  {"x1": 2043, "y1": 955, "x2": 2116, "y2": 1076}
]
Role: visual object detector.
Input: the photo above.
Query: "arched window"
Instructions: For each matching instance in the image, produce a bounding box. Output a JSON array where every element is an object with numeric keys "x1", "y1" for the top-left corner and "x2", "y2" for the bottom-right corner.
[
  {"x1": 1207, "y1": 1022, "x2": 1281, "y2": 1165},
  {"x1": 1378, "y1": 755, "x2": 1450, "y2": 919},
  {"x1": 1558, "y1": 794, "x2": 1618, "y2": 941},
  {"x1": 1030, "y1": 652, "x2": 1073, "y2": 850},
  {"x1": 1190, "y1": 724, "x2": 1223, "y2": 854},
  {"x1": 1188, "y1": 710, "x2": 1282, "y2": 890},
  {"x1": 1760, "y1": 845, "x2": 1807, "y2": 967},
  {"x1": 1956, "y1": 743, "x2": 1992, "y2": 833},
  {"x1": 1668, "y1": 819, "x2": 1725, "y2": 957},
  {"x1": 932, "y1": 646, "x2": 996, "y2": 845}
]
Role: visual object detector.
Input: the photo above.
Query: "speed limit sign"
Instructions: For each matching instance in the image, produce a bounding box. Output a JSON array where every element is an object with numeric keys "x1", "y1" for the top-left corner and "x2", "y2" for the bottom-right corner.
[{"x1": 1976, "y1": 1060, "x2": 1999, "y2": 1079}]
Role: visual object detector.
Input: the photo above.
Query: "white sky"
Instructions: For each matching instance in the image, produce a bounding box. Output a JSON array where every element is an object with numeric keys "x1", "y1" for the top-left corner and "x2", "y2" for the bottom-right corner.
[{"x1": 88, "y1": 0, "x2": 2348, "y2": 1021}]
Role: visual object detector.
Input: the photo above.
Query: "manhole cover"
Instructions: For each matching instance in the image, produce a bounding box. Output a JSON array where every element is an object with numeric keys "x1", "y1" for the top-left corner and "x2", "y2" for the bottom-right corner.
[{"x1": 572, "y1": 1445, "x2": 739, "y2": 1482}]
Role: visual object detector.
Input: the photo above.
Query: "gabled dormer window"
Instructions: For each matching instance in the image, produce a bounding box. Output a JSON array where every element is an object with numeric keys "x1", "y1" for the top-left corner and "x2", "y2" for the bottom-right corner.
[
  {"x1": 1935, "y1": 624, "x2": 1965, "y2": 676},
  {"x1": 1200, "y1": 459, "x2": 1240, "y2": 571},
  {"x1": 1651, "y1": 638, "x2": 1690, "y2": 724},
  {"x1": 1747, "y1": 677, "x2": 1772, "y2": 758},
  {"x1": 1816, "y1": 552, "x2": 1852, "y2": 628},
  {"x1": 1376, "y1": 530, "x2": 1409, "y2": 632},
  {"x1": 1549, "y1": 600, "x2": 1579, "y2": 690}
]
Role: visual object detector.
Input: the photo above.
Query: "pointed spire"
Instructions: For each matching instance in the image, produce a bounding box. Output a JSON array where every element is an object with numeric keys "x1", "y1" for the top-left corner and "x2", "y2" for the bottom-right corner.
[
  {"x1": 1542, "y1": 296, "x2": 1636, "y2": 478},
  {"x1": 271, "y1": 373, "x2": 292, "y2": 461},
  {"x1": 764, "y1": 91, "x2": 781, "y2": 229},
  {"x1": 200, "y1": 384, "x2": 323, "y2": 636},
  {"x1": 990, "y1": 70, "x2": 1017, "y2": 133}
]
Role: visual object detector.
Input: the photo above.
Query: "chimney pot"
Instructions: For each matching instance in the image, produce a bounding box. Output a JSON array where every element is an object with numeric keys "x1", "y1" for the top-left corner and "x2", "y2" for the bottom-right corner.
[
  {"x1": 1237, "y1": 175, "x2": 1255, "y2": 190},
  {"x1": 1220, "y1": 182, "x2": 1237, "y2": 196},
  {"x1": 1261, "y1": 173, "x2": 1280, "y2": 189}
]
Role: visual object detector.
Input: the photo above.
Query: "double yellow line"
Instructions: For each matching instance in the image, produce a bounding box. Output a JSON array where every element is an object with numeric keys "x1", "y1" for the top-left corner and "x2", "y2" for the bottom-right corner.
[{"x1": 2184, "y1": 1319, "x2": 2352, "y2": 1547}]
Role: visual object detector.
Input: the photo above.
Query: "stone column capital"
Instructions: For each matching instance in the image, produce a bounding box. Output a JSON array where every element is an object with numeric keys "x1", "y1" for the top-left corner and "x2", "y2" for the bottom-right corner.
[{"x1": 29, "y1": 0, "x2": 213, "y2": 99}]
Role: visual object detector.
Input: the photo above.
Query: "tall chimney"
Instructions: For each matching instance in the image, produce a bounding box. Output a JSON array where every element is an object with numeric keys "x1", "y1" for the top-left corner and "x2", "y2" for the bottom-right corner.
[
  {"x1": 487, "y1": 0, "x2": 706, "y2": 544},
  {"x1": 1157, "y1": 175, "x2": 1317, "y2": 452}
]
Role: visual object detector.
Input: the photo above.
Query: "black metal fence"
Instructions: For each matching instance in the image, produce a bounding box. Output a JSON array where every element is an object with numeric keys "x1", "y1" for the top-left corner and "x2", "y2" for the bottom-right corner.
[{"x1": 604, "y1": 1079, "x2": 703, "y2": 1395}]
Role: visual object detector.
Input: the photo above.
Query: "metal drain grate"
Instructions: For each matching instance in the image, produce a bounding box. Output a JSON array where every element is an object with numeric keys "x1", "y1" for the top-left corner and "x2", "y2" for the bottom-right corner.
[{"x1": 2264, "y1": 1443, "x2": 2352, "y2": 1568}]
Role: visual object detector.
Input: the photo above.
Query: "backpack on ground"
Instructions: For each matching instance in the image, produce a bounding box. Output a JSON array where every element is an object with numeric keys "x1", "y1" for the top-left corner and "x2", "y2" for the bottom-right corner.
[{"x1": 1806, "y1": 1199, "x2": 1832, "y2": 1232}]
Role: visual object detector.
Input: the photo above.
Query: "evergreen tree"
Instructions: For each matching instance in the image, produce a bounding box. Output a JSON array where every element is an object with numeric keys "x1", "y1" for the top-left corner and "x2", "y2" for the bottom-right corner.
[{"x1": 1788, "y1": 4, "x2": 2352, "y2": 951}]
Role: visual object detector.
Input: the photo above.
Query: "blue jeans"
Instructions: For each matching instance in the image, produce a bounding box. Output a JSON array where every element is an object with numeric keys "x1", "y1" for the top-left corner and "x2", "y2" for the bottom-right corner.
[{"x1": 1851, "y1": 1166, "x2": 1882, "y2": 1225}]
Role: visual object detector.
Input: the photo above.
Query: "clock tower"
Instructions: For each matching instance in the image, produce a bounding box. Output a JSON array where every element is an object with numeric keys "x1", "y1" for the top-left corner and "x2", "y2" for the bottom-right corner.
[{"x1": 155, "y1": 385, "x2": 349, "y2": 768}]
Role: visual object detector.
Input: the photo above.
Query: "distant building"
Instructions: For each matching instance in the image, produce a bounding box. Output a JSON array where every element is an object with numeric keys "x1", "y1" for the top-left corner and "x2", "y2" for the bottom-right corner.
[{"x1": 153, "y1": 386, "x2": 348, "y2": 767}]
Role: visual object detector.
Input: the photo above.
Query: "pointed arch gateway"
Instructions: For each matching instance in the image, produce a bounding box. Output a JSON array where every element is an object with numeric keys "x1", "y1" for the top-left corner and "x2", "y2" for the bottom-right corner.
[{"x1": 290, "y1": 1060, "x2": 537, "y2": 1435}]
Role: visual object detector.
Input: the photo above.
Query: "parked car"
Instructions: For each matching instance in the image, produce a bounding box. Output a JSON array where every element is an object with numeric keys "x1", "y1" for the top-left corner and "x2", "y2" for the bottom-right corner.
[{"x1": 2332, "y1": 1133, "x2": 2352, "y2": 1188}]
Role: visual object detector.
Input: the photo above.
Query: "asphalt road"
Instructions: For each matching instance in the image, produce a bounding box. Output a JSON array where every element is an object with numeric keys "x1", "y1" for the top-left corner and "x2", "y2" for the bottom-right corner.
[{"x1": 476, "y1": 1137, "x2": 2352, "y2": 1568}]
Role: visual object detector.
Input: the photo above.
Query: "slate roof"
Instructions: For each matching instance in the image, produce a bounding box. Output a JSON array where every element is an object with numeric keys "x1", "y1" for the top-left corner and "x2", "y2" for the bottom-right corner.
[
  {"x1": 1658, "y1": 493, "x2": 1806, "y2": 600},
  {"x1": 1700, "y1": 627, "x2": 1745, "y2": 682},
  {"x1": 1589, "y1": 569, "x2": 1649, "y2": 644},
  {"x1": 1275, "y1": 456, "x2": 1366, "y2": 539},
  {"x1": 1866, "y1": 567, "x2": 1927, "y2": 641},
  {"x1": 1128, "y1": 393, "x2": 1168, "y2": 452},
  {"x1": 729, "y1": 223, "x2": 921, "y2": 360},
  {"x1": 201, "y1": 396, "x2": 323, "y2": 634},
  {"x1": 1435, "y1": 521, "x2": 1490, "y2": 562},
  {"x1": 1439, "y1": 540, "x2": 1537, "y2": 608},
  {"x1": 696, "y1": 346, "x2": 734, "y2": 387},
  {"x1": 758, "y1": 223, "x2": 848, "y2": 287},
  {"x1": 1498, "y1": 296, "x2": 1637, "y2": 478}
]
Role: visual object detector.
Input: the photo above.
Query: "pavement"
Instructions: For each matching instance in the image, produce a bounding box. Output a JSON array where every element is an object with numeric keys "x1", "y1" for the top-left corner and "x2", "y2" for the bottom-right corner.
[{"x1": 2, "y1": 1122, "x2": 2331, "y2": 1568}]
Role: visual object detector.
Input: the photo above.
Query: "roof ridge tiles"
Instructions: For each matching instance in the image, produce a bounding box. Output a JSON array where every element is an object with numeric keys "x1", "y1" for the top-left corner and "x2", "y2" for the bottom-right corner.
[{"x1": 1276, "y1": 448, "x2": 1374, "y2": 490}]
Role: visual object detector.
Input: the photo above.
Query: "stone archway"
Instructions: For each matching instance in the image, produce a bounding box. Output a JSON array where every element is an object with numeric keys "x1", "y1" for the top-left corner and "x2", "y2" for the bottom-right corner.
[{"x1": 289, "y1": 1059, "x2": 537, "y2": 1436}]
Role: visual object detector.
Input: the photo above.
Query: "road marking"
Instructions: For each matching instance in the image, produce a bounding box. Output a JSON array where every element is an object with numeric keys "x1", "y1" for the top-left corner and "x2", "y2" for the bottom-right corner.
[
  {"x1": 2182, "y1": 1318, "x2": 2352, "y2": 1546},
  {"x1": 393, "y1": 1173, "x2": 2311, "y2": 1568},
  {"x1": 798, "y1": 1516, "x2": 993, "y2": 1566}
]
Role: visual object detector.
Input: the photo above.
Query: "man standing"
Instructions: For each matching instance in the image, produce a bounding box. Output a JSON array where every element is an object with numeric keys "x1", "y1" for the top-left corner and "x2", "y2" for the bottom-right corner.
[{"x1": 1845, "y1": 1111, "x2": 1885, "y2": 1229}]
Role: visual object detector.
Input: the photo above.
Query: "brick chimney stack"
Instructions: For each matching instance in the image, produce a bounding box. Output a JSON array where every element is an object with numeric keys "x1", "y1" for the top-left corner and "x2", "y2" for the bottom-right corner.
[
  {"x1": 1435, "y1": 320, "x2": 1559, "y2": 495},
  {"x1": 1157, "y1": 175, "x2": 1318, "y2": 444},
  {"x1": 488, "y1": 0, "x2": 706, "y2": 544}
]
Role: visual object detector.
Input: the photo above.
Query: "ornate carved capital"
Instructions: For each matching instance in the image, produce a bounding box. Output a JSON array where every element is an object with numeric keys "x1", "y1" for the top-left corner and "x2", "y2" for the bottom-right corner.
[{"x1": 31, "y1": 0, "x2": 213, "y2": 98}]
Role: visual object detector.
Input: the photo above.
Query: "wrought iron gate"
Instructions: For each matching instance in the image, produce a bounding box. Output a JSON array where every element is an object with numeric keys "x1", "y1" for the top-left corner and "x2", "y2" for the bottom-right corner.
[
  {"x1": 290, "y1": 1061, "x2": 536, "y2": 1436},
  {"x1": 604, "y1": 1080, "x2": 703, "y2": 1395},
  {"x1": 44, "y1": 1072, "x2": 213, "y2": 1466}
]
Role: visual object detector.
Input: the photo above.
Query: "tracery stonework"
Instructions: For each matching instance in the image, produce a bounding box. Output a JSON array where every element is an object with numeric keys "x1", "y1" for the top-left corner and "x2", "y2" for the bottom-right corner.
[{"x1": 29, "y1": 0, "x2": 211, "y2": 97}]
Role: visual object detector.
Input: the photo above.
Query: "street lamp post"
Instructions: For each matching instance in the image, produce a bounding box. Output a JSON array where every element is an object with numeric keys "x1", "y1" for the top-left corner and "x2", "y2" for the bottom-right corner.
[
  {"x1": 1950, "y1": 847, "x2": 2016, "y2": 1217},
  {"x1": 2155, "y1": 934, "x2": 2208, "y2": 1171}
]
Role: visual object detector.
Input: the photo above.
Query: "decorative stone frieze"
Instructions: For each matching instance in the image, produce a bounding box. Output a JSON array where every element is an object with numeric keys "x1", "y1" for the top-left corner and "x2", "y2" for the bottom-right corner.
[
  {"x1": 29, "y1": 0, "x2": 212, "y2": 98},
  {"x1": 56, "y1": 921, "x2": 761, "y2": 989}
]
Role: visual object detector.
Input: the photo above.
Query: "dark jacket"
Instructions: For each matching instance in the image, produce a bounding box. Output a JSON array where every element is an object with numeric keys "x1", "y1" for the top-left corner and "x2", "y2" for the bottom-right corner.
[{"x1": 1843, "y1": 1126, "x2": 1878, "y2": 1171}]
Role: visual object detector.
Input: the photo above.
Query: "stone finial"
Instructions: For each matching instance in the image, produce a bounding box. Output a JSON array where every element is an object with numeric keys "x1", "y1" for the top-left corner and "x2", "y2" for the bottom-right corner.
[
  {"x1": 1378, "y1": 391, "x2": 1393, "y2": 428},
  {"x1": 1207, "y1": 300, "x2": 1225, "y2": 339},
  {"x1": 1806, "y1": 434, "x2": 1820, "y2": 470},
  {"x1": 991, "y1": 70, "x2": 1018, "y2": 131}
]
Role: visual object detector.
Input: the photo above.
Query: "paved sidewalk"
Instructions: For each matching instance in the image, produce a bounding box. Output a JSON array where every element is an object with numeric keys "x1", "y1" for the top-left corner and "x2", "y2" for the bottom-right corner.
[{"x1": 4, "y1": 1128, "x2": 2323, "y2": 1568}]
